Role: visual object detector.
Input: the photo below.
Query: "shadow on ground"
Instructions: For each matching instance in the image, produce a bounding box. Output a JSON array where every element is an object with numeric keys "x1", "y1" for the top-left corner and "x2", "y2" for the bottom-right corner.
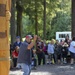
[
  {"x1": 10, "y1": 64, "x2": 75, "y2": 75},
  {"x1": 31, "y1": 64, "x2": 75, "y2": 75}
]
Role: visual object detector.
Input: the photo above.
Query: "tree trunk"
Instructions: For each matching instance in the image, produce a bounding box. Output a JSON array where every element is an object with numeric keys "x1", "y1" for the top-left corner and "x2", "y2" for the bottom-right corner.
[
  {"x1": 10, "y1": 0, "x2": 16, "y2": 44},
  {"x1": 16, "y1": 1, "x2": 23, "y2": 40},
  {"x1": 43, "y1": 0, "x2": 46, "y2": 39},
  {"x1": 35, "y1": 0, "x2": 38, "y2": 35},
  {"x1": 72, "y1": 0, "x2": 75, "y2": 37}
]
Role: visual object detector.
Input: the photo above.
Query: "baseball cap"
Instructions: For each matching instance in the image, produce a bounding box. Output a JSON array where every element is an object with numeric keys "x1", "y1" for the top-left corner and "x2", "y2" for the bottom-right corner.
[
  {"x1": 16, "y1": 36, "x2": 20, "y2": 39},
  {"x1": 25, "y1": 35, "x2": 32, "y2": 39}
]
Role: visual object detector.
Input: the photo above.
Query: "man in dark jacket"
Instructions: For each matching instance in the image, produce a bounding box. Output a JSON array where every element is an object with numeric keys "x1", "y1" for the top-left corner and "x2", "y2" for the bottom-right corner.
[{"x1": 13, "y1": 36, "x2": 22, "y2": 50}]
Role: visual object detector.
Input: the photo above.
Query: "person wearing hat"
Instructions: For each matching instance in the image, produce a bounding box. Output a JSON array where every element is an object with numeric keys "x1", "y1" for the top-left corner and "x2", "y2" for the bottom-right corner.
[
  {"x1": 17, "y1": 35, "x2": 37, "y2": 75},
  {"x1": 13, "y1": 36, "x2": 22, "y2": 50}
]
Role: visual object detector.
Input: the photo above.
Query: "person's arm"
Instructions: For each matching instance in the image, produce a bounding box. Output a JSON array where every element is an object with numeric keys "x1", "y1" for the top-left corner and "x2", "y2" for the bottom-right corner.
[
  {"x1": 27, "y1": 35, "x2": 37, "y2": 50},
  {"x1": 73, "y1": 46, "x2": 75, "y2": 48},
  {"x1": 72, "y1": 42, "x2": 75, "y2": 48}
]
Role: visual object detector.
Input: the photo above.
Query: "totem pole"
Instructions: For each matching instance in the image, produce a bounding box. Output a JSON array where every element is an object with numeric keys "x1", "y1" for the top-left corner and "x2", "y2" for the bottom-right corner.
[{"x1": 0, "y1": 0, "x2": 11, "y2": 75}]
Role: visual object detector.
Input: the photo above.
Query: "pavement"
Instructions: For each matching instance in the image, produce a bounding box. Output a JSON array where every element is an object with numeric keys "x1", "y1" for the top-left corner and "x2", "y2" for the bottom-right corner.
[{"x1": 9, "y1": 64, "x2": 75, "y2": 75}]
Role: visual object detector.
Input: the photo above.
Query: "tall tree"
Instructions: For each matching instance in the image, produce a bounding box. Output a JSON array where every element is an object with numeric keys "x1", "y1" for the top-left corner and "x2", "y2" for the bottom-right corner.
[
  {"x1": 10, "y1": 0, "x2": 16, "y2": 44},
  {"x1": 72, "y1": 0, "x2": 75, "y2": 37},
  {"x1": 43, "y1": 0, "x2": 46, "y2": 39},
  {"x1": 35, "y1": 0, "x2": 38, "y2": 35},
  {"x1": 19, "y1": 0, "x2": 71, "y2": 39},
  {"x1": 16, "y1": 0, "x2": 23, "y2": 40}
]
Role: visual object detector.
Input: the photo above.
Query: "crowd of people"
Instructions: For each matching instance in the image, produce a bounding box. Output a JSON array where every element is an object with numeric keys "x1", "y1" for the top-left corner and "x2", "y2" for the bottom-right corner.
[{"x1": 10, "y1": 35, "x2": 75, "y2": 75}]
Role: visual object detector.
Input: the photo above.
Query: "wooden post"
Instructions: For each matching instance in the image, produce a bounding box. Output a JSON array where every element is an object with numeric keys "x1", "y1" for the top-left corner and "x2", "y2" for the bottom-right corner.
[
  {"x1": 0, "y1": 0, "x2": 11, "y2": 75},
  {"x1": 72, "y1": 0, "x2": 75, "y2": 37}
]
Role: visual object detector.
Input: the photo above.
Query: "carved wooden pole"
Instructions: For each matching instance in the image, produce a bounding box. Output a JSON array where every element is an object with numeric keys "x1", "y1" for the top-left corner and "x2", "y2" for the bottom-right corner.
[{"x1": 0, "y1": 0, "x2": 11, "y2": 75}]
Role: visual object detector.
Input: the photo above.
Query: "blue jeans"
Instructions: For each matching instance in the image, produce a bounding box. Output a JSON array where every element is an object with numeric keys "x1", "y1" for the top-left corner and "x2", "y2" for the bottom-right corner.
[{"x1": 18, "y1": 63, "x2": 31, "y2": 75}]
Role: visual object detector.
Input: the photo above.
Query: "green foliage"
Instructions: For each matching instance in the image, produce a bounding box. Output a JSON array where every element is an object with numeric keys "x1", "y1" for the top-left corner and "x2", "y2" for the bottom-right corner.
[
  {"x1": 22, "y1": 15, "x2": 35, "y2": 37},
  {"x1": 17, "y1": 0, "x2": 71, "y2": 40},
  {"x1": 49, "y1": 0, "x2": 71, "y2": 39},
  {"x1": 45, "y1": 0, "x2": 71, "y2": 40}
]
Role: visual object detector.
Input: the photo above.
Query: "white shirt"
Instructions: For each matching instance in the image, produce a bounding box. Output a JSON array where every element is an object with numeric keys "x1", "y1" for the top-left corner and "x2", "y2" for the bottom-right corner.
[
  {"x1": 47, "y1": 43, "x2": 54, "y2": 54},
  {"x1": 69, "y1": 41, "x2": 75, "y2": 53}
]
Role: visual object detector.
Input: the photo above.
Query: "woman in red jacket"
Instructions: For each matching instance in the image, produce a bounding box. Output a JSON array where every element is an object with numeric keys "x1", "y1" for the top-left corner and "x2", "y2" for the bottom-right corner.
[{"x1": 12, "y1": 46, "x2": 19, "y2": 67}]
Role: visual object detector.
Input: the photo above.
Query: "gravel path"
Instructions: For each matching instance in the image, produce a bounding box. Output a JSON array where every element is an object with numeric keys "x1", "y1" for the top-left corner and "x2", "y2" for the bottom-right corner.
[{"x1": 9, "y1": 64, "x2": 75, "y2": 75}]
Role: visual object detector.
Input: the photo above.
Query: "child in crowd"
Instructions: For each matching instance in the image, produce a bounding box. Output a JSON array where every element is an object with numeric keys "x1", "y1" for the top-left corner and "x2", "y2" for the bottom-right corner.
[
  {"x1": 47, "y1": 40, "x2": 55, "y2": 64},
  {"x1": 12, "y1": 46, "x2": 19, "y2": 68}
]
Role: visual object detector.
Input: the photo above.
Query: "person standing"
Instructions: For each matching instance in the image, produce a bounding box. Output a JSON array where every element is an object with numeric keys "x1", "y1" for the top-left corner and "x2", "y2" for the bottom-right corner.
[
  {"x1": 12, "y1": 46, "x2": 19, "y2": 68},
  {"x1": 36, "y1": 37, "x2": 45, "y2": 65},
  {"x1": 47, "y1": 40, "x2": 55, "y2": 64},
  {"x1": 13, "y1": 36, "x2": 22, "y2": 50},
  {"x1": 31, "y1": 48, "x2": 37, "y2": 70},
  {"x1": 54, "y1": 40, "x2": 62, "y2": 64},
  {"x1": 69, "y1": 36, "x2": 75, "y2": 65},
  {"x1": 17, "y1": 35, "x2": 37, "y2": 75}
]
